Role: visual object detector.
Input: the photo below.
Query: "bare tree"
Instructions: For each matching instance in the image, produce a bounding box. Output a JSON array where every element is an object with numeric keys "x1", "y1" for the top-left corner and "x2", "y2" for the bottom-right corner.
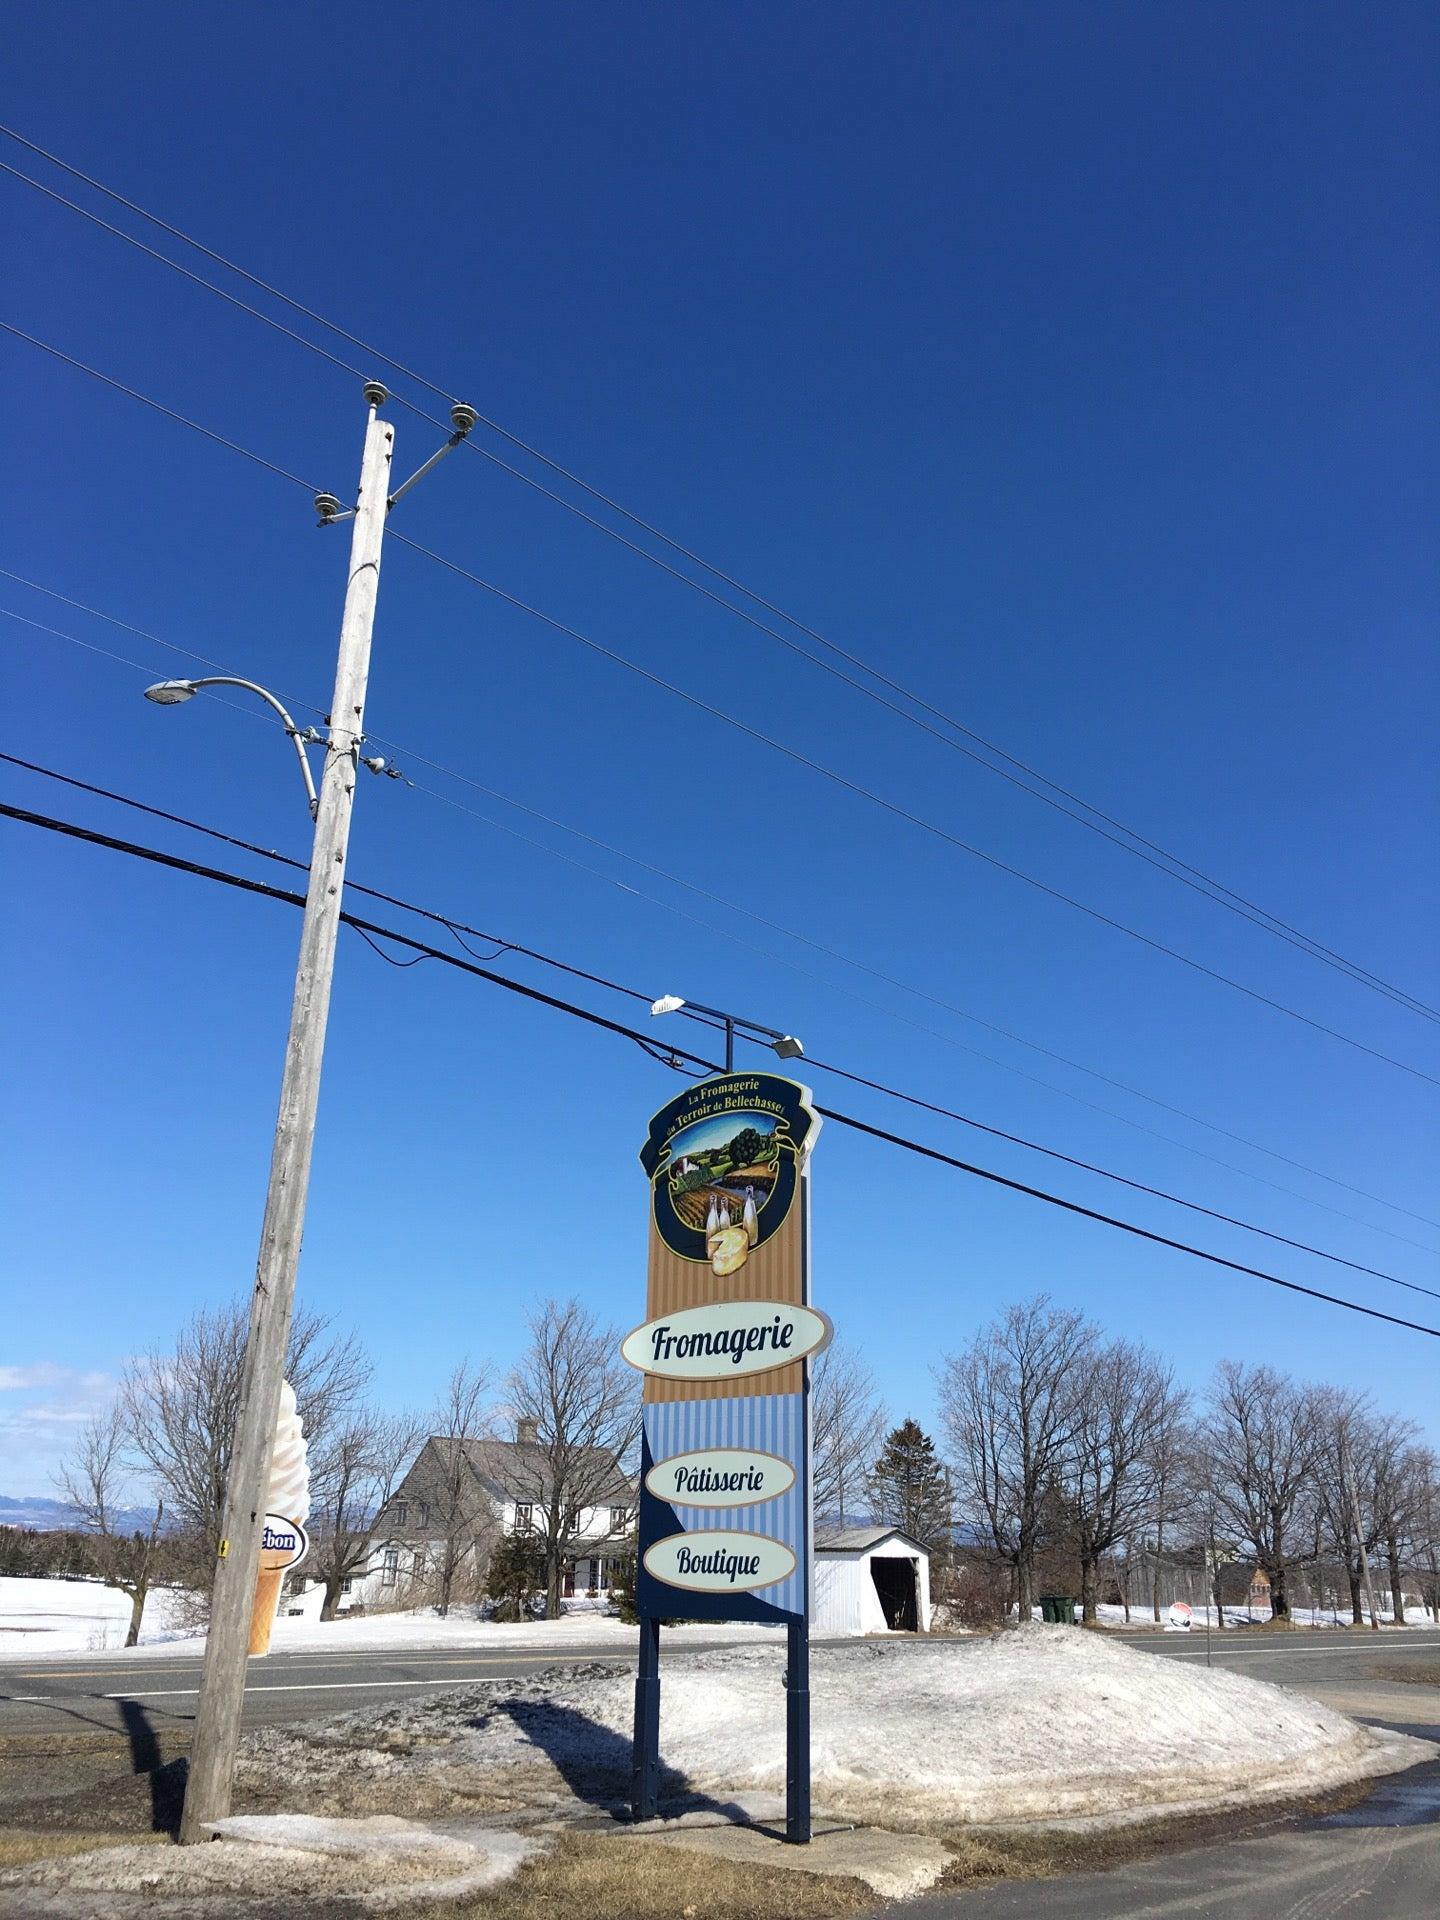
[
  {"x1": 119, "y1": 1302, "x2": 371, "y2": 1583},
  {"x1": 505, "y1": 1299, "x2": 640, "y2": 1620},
  {"x1": 423, "y1": 1360, "x2": 495, "y2": 1618},
  {"x1": 1311, "y1": 1386, "x2": 1383, "y2": 1626},
  {"x1": 1143, "y1": 1403, "x2": 1195, "y2": 1623},
  {"x1": 811, "y1": 1341, "x2": 885, "y2": 1526},
  {"x1": 308, "y1": 1411, "x2": 423, "y2": 1621},
  {"x1": 939, "y1": 1296, "x2": 1095, "y2": 1621},
  {"x1": 1410, "y1": 1447, "x2": 1440, "y2": 1622},
  {"x1": 1063, "y1": 1341, "x2": 1186, "y2": 1625},
  {"x1": 1370, "y1": 1424, "x2": 1424, "y2": 1625},
  {"x1": 56, "y1": 1405, "x2": 166, "y2": 1647},
  {"x1": 1202, "y1": 1361, "x2": 1317, "y2": 1620}
]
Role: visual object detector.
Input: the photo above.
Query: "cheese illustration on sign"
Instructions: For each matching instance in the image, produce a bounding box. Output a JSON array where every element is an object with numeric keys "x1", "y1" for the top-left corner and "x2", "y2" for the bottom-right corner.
[{"x1": 644, "y1": 1447, "x2": 796, "y2": 1509}]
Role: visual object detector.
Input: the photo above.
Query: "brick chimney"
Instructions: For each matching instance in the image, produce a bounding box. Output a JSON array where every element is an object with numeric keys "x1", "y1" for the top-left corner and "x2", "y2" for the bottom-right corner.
[{"x1": 515, "y1": 1416, "x2": 540, "y2": 1445}]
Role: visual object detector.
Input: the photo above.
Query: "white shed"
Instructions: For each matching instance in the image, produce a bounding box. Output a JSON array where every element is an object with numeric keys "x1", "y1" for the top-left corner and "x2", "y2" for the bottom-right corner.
[{"x1": 814, "y1": 1525, "x2": 931, "y2": 1635}]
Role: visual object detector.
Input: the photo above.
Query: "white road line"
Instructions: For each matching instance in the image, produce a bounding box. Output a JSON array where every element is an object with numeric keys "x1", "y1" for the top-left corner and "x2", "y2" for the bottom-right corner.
[
  {"x1": 91, "y1": 1661, "x2": 631, "y2": 1700},
  {"x1": 1160, "y1": 1643, "x2": 1429, "y2": 1659}
]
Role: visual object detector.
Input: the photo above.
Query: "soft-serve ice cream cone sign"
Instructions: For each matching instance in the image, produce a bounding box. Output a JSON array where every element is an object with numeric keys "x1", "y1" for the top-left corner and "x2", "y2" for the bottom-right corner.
[
  {"x1": 248, "y1": 1380, "x2": 311, "y2": 1657},
  {"x1": 629, "y1": 1071, "x2": 824, "y2": 1624}
]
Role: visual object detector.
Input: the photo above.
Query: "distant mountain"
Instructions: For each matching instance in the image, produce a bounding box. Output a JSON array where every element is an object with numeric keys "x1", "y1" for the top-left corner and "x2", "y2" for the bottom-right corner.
[{"x1": 0, "y1": 1494, "x2": 157, "y2": 1531}]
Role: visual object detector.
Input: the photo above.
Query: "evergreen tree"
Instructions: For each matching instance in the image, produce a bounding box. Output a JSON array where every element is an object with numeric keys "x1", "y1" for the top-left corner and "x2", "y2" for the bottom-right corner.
[{"x1": 870, "y1": 1418, "x2": 952, "y2": 1553}]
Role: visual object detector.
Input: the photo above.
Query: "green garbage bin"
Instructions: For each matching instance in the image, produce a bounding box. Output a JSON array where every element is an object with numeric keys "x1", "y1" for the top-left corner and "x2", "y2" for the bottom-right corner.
[{"x1": 1038, "y1": 1595, "x2": 1077, "y2": 1624}]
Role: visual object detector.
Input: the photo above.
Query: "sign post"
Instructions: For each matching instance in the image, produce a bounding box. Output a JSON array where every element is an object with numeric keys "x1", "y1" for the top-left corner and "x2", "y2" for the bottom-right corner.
[{"x1": 624, "y1": 1071, "x2": 825, "y2": 1842}]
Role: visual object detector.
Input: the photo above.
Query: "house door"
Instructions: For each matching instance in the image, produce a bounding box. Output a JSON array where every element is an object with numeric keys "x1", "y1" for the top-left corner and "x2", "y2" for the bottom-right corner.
[{"x1": 870, "y1": 1556, "x2": 918, "y2": 1630}]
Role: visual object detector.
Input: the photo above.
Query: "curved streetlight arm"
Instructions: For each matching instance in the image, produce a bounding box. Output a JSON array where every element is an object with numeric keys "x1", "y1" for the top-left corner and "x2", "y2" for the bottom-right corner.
[{"x1": 150, "y1": 676, "x2": 319, "y2": 818}]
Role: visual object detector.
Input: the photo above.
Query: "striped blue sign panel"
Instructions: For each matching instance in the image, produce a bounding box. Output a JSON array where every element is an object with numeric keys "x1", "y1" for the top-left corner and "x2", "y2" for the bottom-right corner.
[{"x1": 640, "y1": 1390, "x2": 807, "y2": 1620}]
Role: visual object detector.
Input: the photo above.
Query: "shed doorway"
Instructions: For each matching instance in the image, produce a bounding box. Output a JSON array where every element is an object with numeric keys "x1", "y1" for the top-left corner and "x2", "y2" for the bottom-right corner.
[{"x1": 870, "y1": 1555, "x2": 919, "y2": 1631}]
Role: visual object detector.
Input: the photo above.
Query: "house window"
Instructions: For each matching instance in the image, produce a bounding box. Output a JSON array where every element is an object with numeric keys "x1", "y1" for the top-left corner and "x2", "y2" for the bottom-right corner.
[
  {"x1": 341, "y1": 1579, "x2": 353, "y2": 1595},
  {"x1": 418, "y1": 1502, "x2": 429, "y2": 1526},
  {"x1": 412, "y1": 1550, "x2": 426, "y2": 1578},
  {"x1": 393, "y1": 1501, "x2": 408, "y2": 1526},
  {"x1": 610, "y1": 1506, "x2": 629, "y2": 1533},
  {"x1": 381, "y1": 1548, "x2": 399, "y2": 1587},
  {"x1": 514, "y1": 1503, "x2": 534, "y2": 1533}
]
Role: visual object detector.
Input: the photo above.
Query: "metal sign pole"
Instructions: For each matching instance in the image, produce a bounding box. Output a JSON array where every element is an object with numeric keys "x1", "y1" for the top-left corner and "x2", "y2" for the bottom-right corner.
[
  {"x1": 785, "y1": 1621, "x2": 811, "y2": 1842},
  {"x1": 631, "y1": 1614, "x2": 661, "y2": 1821}
]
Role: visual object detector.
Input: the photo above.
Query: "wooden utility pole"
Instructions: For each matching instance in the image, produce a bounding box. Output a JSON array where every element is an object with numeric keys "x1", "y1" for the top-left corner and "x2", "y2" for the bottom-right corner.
[{"x1": 178, "y1": 390, "x2": 394, "y2": 1843}]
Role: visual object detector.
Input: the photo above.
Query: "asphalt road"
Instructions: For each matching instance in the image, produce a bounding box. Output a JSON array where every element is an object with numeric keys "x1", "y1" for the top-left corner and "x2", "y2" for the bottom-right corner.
[{"x1": 0, "y1": 1633, "x2": 760, "y2": 1740}]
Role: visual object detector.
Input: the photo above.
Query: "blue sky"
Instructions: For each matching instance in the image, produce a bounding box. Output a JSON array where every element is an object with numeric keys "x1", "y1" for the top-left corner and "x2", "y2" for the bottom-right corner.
[{"x1": 2, "y1": 2, "x2": 1436, "y2": 1494}]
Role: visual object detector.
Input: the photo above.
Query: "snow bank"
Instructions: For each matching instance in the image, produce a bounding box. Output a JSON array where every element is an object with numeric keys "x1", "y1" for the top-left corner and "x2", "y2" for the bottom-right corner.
[
  {"x1": 0, "y1": 1576, "x2": 188, "y2": 1653},
  {"x1": 242, "y1": 1625, "x2": 1433, "y2": 1829},
  {"x1": 0, "y1": 1814, "x2": 538, "y2": 1914}
]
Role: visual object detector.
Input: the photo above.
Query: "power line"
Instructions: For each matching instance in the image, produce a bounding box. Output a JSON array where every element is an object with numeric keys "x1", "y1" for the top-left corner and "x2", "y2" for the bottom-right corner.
[
  {"x1": 3, "y1": 755, "x2": 1435, "y2": 1294},
  {"x1": 398, "y1": 772, "x2": 1440, "y2": 1251},
  {"x1": 7, "y1": 588, "x2": 1437, "y2": 1245},
  {"x1": 7, "y1": 312, "x2": 1433, "y2": 1089},
  {"x1": 390, "y1": 527, "x2": 1440, "y2": 1090},
  {"x1": 0, "y1": 570, "x2": 324, "y2": 722},
  {"x1": 5, "y1": 125, "x2": 1431, "y2": 1024},
  {"x1": 0, "y1": 321, "x2": 319, "y2": 493},
  {"x1": 4, "y1": 793, "x2": 1437, "y2": 1340}
]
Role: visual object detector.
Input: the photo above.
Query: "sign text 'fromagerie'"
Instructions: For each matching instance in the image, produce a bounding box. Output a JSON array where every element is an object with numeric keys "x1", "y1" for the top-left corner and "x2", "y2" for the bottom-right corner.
[{"x1": 621, "y1": 1301, "x2": 831, "y2": 1381}]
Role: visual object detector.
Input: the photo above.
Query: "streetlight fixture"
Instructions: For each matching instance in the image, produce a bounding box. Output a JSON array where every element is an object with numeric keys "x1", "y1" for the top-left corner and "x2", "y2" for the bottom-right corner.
[
  {"x1": 143, "y1": 676, "x2": 320, "y2": 818},
  {"x1": 650, "y1": 993, "x2": 804, "y2": 1072}
]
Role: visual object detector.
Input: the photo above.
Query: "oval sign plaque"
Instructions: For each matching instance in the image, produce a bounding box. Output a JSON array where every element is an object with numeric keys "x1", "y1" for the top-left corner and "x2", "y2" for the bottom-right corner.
[
  {"x1": 620, "y1": 1301, "x2": 832, "y2": 1381},
  {"x1": 645, "y1": 1447, "x2": 796, "y2": 1510},
  {"x1": 260, "y1": 1513, "x2": 309, "y2": 1570},
  {"x1": 643, "y1": 1529, "x2": 797, "y2": 1594}
]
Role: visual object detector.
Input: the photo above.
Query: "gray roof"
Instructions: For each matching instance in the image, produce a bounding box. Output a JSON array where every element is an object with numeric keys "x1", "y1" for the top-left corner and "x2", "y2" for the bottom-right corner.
[
  {"x1": 411, "y1": 1435, "x2": 635, "y2": 1508},
  {"x1": 816, "y1": 1525, "x2": 929, "y2": 1557}
]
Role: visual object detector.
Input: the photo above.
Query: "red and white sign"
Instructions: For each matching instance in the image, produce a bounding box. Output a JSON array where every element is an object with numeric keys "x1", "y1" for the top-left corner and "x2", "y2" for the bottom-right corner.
[{"x1": 1167, "y1": 1601, "x2": 1193, "y2": 1631}]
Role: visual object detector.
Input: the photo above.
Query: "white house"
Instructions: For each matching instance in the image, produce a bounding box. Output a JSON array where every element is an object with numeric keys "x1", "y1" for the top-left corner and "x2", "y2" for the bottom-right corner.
[
  {"x1": 340, "y1": 1420, "x2": 635, "y2": 1609},
  {"x1": 814, "y1": 1525, "x2": 931, "y2": 1634}
]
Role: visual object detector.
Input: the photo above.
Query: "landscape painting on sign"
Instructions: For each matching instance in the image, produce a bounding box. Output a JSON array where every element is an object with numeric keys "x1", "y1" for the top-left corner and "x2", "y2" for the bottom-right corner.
[
  {"x1": 641, "y1": 1073, "x2": 821, "y2": 1274},
  {"x1": 665, "y1": 1110, "x2": 782, "y2": 1277}
]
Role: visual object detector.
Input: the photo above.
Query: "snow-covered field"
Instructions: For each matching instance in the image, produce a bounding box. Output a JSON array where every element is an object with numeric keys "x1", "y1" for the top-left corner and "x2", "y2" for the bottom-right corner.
[
  {"x1": 1086, "y1": 1601, "x2": 1433, "y2": 1631},
  {"x1": 0, "y1": 1575, "x2": 189, "y2": 1653},
  {"x1": 0, "y1": 1575, "x2": 782, "y2": 1660},
  {"x1": 241, "y1": 1624, "x2": 1434, "y2": 1829}
]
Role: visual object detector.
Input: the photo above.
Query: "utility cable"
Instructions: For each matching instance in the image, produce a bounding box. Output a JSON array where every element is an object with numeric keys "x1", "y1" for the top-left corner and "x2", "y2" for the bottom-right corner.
[
  {"x1": 7, "y1": 312, "x2": 1432, "y2": 1086},
  {"x1": 6, "y1": 594, "x2": 1437, "y2": 1243},
  {"x1": 4, "y1": 124, "x2": 1430, "y2": 1021},
  {"x1": 0, "y1": 321, "x2": 319, "y2": 493},
  {"x1": 4, "y1": 757, "x2": 1436, "y2": 1292},
  {"x1": 390, "y1": 527, "x2": 1440, "y2": 1090},
  {"x1": 4, "y1": 794, "x2": 1437, "y2": 1340}
]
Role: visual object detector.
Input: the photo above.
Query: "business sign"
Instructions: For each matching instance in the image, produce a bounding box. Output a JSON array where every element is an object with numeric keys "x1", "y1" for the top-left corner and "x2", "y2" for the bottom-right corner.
[
  {"x1": 259, "y1": 1513, "x2": 309, "y2": 1570},
  {"x1": 627, "y1": 1071, "x2": 823, "y2": 1625},
  {"x1": 1168, "y1": 1600, "x2": 1194, "y2": 1631},
  {"x1": 643, "y1": 1531, "x2": 798, "y2": 1593},
  {"x1": 644, "y1": 1448, "x2": 797, "y2": 1509},
  {"x1": 621, "y1": 1302, "x2": 832, "y2": 1381}
]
